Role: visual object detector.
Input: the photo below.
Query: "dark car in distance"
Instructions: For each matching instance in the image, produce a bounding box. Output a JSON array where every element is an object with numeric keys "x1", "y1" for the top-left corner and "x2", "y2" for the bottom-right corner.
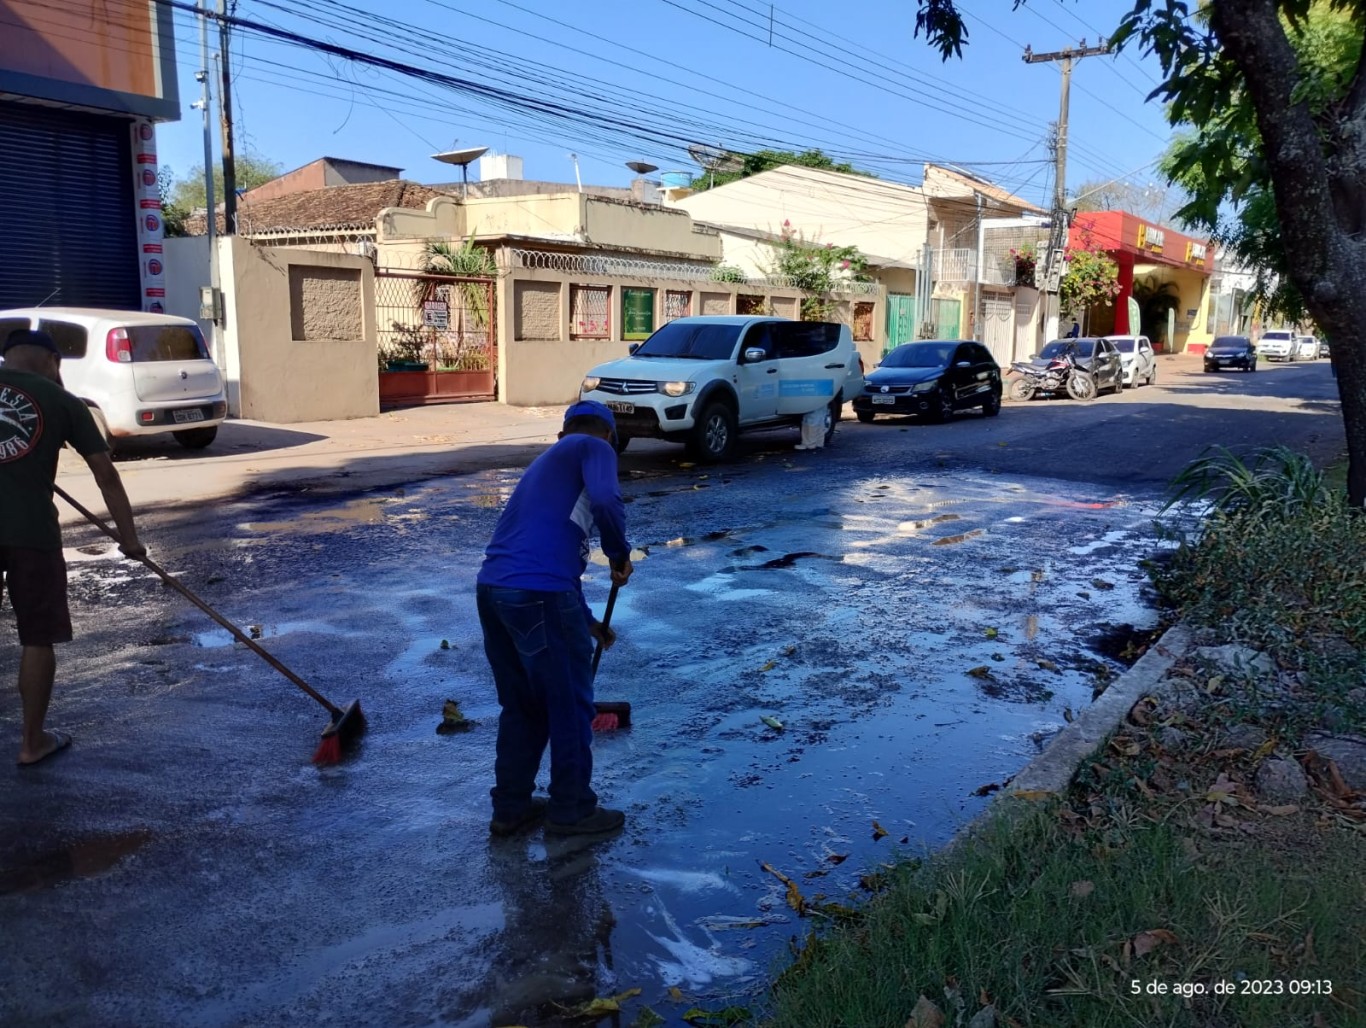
[
  {"x1": 853, "y1": 340, "x2": 1002, "y2": 423},
  {"x1": 1204, "y1": 335, "x2": 1258, "y2": 373}
]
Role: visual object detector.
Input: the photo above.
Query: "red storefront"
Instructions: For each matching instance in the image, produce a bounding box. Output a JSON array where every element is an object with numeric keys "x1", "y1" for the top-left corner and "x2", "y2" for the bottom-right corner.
[{"x1": 1069, "y1": 211, "x2": 1215, "y2": 352}]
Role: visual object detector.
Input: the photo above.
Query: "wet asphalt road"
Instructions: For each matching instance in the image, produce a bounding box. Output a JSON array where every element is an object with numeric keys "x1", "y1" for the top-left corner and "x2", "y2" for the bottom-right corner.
[{"x1": 0, "y1": 357, "x2": 1345, "y2": 1027}]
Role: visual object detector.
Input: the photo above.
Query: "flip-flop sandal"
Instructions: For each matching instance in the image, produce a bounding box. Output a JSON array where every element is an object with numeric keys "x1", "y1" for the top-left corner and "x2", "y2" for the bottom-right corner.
[{"x1": 17, "y1": 731, "x2": 72, "y2": 768}]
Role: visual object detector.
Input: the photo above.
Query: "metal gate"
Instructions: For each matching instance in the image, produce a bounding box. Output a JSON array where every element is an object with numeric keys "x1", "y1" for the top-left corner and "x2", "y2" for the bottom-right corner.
[
  {"x1": 375, "y1": 270, "x2": 496, "y2": 399},
  {"x1": 0, "y1": 101, "x2": 139, "y2": 309},
  {"x1": 980, "y1": 292, "x2": 1014, "y2": 367},
  {"x1": 930, "y1": 298, "x2": 961, "y2": 340},
  {"x1": 886, "y1": 293, "x2": 917, "y2": 350}
]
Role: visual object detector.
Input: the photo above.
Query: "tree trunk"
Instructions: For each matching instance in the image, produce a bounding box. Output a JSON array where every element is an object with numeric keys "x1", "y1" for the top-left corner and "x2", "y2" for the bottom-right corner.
[{"x1": 1211, "y1": 0, "x2": 1366, "y2": 506}]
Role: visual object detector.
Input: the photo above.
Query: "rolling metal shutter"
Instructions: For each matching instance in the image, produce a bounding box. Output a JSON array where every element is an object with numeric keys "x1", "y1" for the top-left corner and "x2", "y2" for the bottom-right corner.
[{"x1": 0, "y1": 101, "x2": 140, "y2": 310}]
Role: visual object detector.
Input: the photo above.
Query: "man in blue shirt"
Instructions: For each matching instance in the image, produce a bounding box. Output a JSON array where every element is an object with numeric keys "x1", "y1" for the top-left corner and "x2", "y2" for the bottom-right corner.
[{"x1": 477, "y1": 400, "x2": 633, "y2": 837}]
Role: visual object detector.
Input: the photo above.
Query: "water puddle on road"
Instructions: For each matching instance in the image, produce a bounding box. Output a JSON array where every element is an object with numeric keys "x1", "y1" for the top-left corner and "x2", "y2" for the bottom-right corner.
[
  {"x1": 0, "y1": 830, "x2": 153, "y2": 895},
  {"x1": 61, "y1": 466, "x2": 1167, "y2": 1026}
]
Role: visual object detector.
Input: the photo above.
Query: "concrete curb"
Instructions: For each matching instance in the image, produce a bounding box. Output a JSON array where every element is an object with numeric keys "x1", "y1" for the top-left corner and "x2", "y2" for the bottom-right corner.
[
  {"x1": 1003, "y1": 622, "x2": 1193, "y2": 796},
  {"x1": 934, "y1": 622, "x2": 1194, "y2": 860}
]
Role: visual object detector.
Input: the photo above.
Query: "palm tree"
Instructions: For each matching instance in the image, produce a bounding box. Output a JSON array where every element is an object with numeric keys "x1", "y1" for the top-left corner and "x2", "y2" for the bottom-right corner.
[{"x1": 1130, "y1": 275, "x2": 1182, "y2": 350}]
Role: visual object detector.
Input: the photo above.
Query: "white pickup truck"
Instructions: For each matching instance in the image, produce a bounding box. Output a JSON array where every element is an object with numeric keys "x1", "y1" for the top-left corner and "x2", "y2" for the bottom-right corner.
[{"x1": 580, "y1": 316, "x2": 864, "y2": 461}]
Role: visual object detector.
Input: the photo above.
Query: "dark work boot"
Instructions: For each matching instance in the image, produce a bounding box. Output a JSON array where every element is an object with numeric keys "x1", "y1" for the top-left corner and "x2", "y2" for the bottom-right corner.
[
  {"x1": 544, "y1": 806, "x2": 626, "y2": 837},
  {"x1": 489, "y1": 797, "x2": 549, "y2": 837}
]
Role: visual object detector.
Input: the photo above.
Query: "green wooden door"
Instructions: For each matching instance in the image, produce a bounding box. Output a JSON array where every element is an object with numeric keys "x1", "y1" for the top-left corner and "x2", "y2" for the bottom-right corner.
[
  {"x1": 886, "y1": 294, "x2": 917, "y2": 351},
  {"x1": 932, "y1": 298, "x2": 961, "y2": 340}
]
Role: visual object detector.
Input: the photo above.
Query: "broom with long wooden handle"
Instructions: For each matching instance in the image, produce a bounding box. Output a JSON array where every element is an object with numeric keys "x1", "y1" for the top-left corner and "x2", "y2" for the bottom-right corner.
[
  {"x1": 55, "y1": 484, "x2": 365, "y2": 764},
  {"x1": 589, "y1": 582, "x2": 630, "y2": 731}
]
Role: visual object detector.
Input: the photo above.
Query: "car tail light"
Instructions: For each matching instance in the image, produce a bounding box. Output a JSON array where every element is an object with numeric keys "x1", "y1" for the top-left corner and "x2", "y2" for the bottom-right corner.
[{"x1": 106, "y1": 327, "x2": 133, "y2": 363}]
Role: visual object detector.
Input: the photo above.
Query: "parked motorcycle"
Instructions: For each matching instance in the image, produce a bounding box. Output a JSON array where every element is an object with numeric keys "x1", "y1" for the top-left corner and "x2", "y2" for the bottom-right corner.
[{"x1": 1008, "y1": 350, "x2": 1096, "y2": 402}]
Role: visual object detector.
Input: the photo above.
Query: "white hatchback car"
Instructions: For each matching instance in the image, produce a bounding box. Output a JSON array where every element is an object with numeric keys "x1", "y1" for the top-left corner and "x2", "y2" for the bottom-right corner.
[
  {"x1": 0, "y1": 308, "x2": 227, "y2": 449},
  {"x1": 1294, "y1": 335, "x2": 1319, "y2": 360},
  {"x1": 580, "y1": 316, "x2": 863, "y2": 461},
  {"x1": 1103, "y1": 334, "x2": 1157, "y2": 387}
]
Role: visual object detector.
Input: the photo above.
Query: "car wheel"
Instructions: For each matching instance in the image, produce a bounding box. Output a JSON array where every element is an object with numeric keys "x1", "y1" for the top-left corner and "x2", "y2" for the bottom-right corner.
[
  {"x1": 1205, "y1": 366, "x2": 1216, "y2": 374},
  {"x1": 1248, "y1": 362, "x2": 1257, "y2": 372},
  {"x1": 823, "y1": 399, "x2": 841, "y2": 446},
  {"x1": 981, "y1": 389, "x2": 1001, "y2": 417},
  {"x1": 173, "y1": 426, "x2": 218, "y2": 449},
  {"x1": 856, "y1": 410, "x2": 875, "y2": 423},
  {"x1": 1008, "y1": 378, "x2": 1036, "y2": 401},
  {"x1": 1067, "y1": 372, "x2": 1097, "y2": 401},
  {"x1": 613, "y1": 434, "x2": 631, "y2": 454},
  {"x1": 1149, "y1": 366, "x2": 1158, "y2": 386},
  {"x1": 927, "y1": 391, "x2": 955, "y2": 423},
  {"x1": 688, "y1": 402, "x2": 737, "y2": 462}
]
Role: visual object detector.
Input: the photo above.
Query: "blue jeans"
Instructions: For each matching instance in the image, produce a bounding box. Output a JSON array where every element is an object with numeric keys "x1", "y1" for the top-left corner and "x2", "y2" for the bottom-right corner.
[{"x1": 477, "y1": 584, "x2": 598, "y2": 825}]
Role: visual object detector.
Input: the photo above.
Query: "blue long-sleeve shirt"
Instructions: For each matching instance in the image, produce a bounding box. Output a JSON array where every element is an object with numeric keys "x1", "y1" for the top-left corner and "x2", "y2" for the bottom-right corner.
[{"x1": 478, "y1": 433, "x2": 630, "y2": 622}]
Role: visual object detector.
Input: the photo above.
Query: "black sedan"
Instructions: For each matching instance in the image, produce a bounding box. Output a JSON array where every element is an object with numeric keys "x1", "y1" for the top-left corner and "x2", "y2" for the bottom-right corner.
[
  {"x1": 853, "y1": 340, "x2": 1002, "y2": 423},
  {"x1": 1204, "y1": 335, "x2": 1258, "y2": 372}
]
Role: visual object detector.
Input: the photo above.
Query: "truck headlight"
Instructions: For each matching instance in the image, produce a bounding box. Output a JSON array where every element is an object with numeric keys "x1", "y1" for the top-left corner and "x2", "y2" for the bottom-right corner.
[
  {"x1": 911, "y1": 379, "x2": 939, "y2": 393},
  {"x1": 581, "y1": 376, "x2": 601, "y2": 393},
  {"x1": 660, "y1": 381, "x2": 695, "y2": 397}
]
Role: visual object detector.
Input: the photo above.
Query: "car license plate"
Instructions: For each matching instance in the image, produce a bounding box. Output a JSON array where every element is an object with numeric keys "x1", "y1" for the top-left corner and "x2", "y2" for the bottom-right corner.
[
  {"x1": 173, "y1": 408, "x2": 205, "y2": 424},
  {"x1": 872, "y1": 396, "x2": 896, "y2": 405},
  {"x1": 605, "y1": 401, "x2": 634, "y2": 414}
]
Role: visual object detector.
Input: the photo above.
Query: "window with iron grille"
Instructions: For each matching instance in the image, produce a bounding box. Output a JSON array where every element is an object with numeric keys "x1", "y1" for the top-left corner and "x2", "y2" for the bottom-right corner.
[
  {"x1": 664, "y1": 289, "x2": 692, "y2": 322},
  {"x1": 570, "y1": 284, "x2": 611, "y2": 340}
]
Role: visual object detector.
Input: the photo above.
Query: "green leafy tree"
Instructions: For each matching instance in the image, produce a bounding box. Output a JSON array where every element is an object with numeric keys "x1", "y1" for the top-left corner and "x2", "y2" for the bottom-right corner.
[
  {"x1": 169, "y1": 152, "x2": 284, "y2": 211},
  {"x1": 691, "y1": 149, "x2": 873, "y2": 191},
  {"x1": 158, "y1": 166, "x2": 188, "y2": 238},
  {"x1": 911, "y1": 0, "x2": 1366, "y2": 506}
]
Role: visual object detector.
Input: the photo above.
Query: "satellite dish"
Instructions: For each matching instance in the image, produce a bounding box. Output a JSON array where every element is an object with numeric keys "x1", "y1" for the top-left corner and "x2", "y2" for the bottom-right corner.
[
  {"x1": 431, "y1": 145, "x2": 490, "y2": 167},
  {"x1": 626, "y1": 161, "x2": 659, "y2": 176},
  {"x1": 431, "y1": 145, "x2": 489, "y2": 200}
]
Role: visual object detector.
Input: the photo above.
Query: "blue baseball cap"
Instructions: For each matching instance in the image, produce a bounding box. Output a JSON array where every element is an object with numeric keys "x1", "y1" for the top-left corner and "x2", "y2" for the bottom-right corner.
[
  {"x1": 564, "y1": 399, "x2": 617, "y2": 436},
  {"x1": 2, "y1": 328, "x2": 61, "y2": 358}
]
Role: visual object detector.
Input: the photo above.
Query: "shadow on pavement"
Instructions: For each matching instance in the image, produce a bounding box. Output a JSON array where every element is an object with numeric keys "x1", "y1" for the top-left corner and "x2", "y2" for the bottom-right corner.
[{"x1": 110, "y1": 421, "x2": 328, "y2": 463}]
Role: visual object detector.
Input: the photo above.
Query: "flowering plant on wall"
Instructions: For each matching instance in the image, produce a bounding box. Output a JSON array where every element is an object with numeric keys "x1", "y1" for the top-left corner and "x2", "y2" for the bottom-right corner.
[
  {"x1": 769, "y1": 220, "x2": 870, "y2": 321},
  {"x1": 1010, "y1": 242, "x2": 1038, "y2": 288}
]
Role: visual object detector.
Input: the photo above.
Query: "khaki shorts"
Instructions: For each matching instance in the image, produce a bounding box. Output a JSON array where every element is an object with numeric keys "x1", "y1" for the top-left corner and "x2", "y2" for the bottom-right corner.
[{"x1": 0, "y1": 547, "x2": 73, "y2": 646}]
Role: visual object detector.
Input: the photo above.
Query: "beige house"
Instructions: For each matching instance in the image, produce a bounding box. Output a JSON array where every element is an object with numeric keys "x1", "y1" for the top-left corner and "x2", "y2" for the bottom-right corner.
[
  {"x1": 669, "y1": 164, "x2": 1045, "y2": 366},
  {"x1": 375, "y1": 192, "x2": 825, "y2": 405}
]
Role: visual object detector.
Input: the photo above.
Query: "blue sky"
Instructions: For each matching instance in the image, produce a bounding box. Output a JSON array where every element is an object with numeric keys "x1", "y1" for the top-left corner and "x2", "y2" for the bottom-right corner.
[{"x1": 154, "y1": 0, "x2": 1176, "y2": 209}]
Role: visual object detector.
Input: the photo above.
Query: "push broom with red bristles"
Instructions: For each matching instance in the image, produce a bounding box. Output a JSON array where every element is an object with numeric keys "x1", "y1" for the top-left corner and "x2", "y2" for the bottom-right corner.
[
  {"x1": 590, "y1": 582, "x2": 631, "y2": 732},
  {"x1": 56, "y1": 485, "x2": 366, "y2": 765}
]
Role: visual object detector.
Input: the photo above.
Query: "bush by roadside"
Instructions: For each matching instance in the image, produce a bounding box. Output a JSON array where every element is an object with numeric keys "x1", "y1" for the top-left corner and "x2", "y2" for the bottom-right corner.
[{"x1": 758, "y1": 448, "x2": 1365, "y2": 1028}]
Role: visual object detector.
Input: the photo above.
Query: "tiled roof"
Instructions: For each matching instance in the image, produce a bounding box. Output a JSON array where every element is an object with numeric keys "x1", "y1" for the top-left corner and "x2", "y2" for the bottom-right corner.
[{"x1": 184, "y1": 180, "x2": 449, "y2": 236}]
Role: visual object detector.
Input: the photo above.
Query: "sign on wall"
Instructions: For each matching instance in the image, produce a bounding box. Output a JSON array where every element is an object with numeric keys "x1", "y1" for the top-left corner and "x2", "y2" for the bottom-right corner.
[
  {"x1": 1185, "y1": 241, "x2": 1207, "y2": 264},
  {"x1": 130, "y1": 118, "x2": 167, "y2": 314},
  {"x1": 1137, "y1": 224, "x2": 1165, "y2": 252},
  {"x1": 623, "y1": 288, "x2": 655, "y2": 341}
]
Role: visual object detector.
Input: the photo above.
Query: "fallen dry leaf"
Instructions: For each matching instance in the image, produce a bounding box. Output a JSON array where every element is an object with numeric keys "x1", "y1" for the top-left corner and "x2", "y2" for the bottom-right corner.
[
  {"x1": 668, "y1": 986, "x2": 685, "y2": 1003},
  {"x1": 1132, "y1": 929, "x2": 1180, "y2": 957},
  {"x1": 872, "y1": 820, "x2": 889, "y2": 841},
  {"x1": 905, "y1": 994, "x2": 945, "y2": 1028},
  {"x1": 1259, "y1": 804, "x2": 1300, "y2": 817},
  {"x1": 1069, "y1": 880, "x2": 1095, "y2": 899},
  {"x1": 826, "y1": 852, "x2": 849, "y2": 865},
  {"x1": 1011, "y1": 789, "x2": 1053, "y2": 801},
  {"x1": 966, "y1": 665, "x2": 994, "y2": 679},
  {"x1": 1037, "y1": 659, "x2": 1059, "y2": 672},
  {"x1": 757, "y1": 660, "x2": 776, "y2": 673}
]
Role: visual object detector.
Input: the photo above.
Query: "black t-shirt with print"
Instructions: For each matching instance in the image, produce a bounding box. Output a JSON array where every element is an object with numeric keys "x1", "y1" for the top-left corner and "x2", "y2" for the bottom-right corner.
[{"x1": 0, "y1": 369, "x2": 109, "y2": 550}]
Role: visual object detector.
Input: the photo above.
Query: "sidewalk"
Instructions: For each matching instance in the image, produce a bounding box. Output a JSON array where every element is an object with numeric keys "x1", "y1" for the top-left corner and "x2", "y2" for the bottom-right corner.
[{"x1": 55, "y1": 402, "x2": 567, "y2": 528}]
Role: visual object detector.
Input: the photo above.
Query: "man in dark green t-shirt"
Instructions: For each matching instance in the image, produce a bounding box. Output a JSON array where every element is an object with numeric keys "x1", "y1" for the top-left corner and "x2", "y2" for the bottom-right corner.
[{"x1": 1, "y1": 329, "x2": 145, "y2": 766}]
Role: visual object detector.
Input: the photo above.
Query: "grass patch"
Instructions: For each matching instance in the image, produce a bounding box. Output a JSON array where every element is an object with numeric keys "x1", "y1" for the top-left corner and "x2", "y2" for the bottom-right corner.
[{"x1": 765, "y1": 728, "x2": 1366, "y2": 1027}]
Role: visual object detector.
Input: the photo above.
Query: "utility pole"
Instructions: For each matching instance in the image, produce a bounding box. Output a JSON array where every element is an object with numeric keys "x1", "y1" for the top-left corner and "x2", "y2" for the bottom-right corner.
[
  {"x1": 195, "y1": 2, "x2": 215, "y2": 248},
  {"x1": 217, "y1": 0, "x2": 238, "y2": 234},
  {"x1": 1023, "y1": 38, "x2": 1109, "y2": 339}
]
